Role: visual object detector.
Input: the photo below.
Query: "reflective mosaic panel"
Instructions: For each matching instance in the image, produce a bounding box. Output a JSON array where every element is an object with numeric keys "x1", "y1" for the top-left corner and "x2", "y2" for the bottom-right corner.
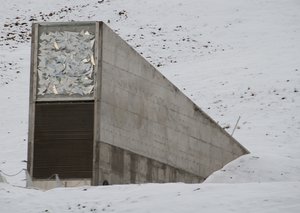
[{"x1": 37, "y1": 30, "x2": 95, "y2": 98}]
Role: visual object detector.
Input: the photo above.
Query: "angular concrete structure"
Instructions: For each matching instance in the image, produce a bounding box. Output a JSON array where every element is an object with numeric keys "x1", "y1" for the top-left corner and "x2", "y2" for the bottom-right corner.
[{"x1": 27, "y1": 21, "x2": 249, "y2": 189}]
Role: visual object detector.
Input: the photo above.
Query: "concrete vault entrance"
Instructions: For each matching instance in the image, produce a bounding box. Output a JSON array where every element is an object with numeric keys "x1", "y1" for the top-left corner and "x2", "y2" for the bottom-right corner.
[{"x1": 27, "y1": 22, "x2": 249, "y2": 189}]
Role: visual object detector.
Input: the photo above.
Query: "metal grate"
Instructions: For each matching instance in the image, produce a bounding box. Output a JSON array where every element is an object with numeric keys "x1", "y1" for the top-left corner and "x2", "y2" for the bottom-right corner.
[{"x1": 33, "y1": 101, "x2": 94, "y2": 179}]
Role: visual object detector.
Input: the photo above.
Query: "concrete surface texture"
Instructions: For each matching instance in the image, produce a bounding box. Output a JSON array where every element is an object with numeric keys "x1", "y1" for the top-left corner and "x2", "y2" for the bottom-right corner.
[
  {"x1": 97, "y1": 142, "x2": 203, "y2": 185},
  {"x1": 97, "y1": 22, "x2": 248, "y2": 185}
]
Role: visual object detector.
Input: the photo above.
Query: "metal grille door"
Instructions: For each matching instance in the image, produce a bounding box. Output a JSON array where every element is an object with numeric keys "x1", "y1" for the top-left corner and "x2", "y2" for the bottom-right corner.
[{"x1": 33, "y1": 102, "x2": 94, "y2": 179}]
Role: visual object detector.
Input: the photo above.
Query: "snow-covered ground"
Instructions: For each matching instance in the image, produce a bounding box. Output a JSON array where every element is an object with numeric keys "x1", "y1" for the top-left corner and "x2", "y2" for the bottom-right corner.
[
  {"x1": 1, "y1": 182, "x2": 300, "y2": 213},
  {"x1": 0, "y1": 0, "x2": 299, "y2": 212}
]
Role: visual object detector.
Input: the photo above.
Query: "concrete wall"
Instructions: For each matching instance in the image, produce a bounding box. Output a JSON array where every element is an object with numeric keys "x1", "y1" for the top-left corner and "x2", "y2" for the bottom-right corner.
[
  {"x1": 31, "y1": 179, "x2": 91, "y2": 190},
  {"x1": 97, "y1": 23, "x2": 248, "y2": 184},
  {"x1": 98, "y1": 141, "x2": 203, "y2": 185}
]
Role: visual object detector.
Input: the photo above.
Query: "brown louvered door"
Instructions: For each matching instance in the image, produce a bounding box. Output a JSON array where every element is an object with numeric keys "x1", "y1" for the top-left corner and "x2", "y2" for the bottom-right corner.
[{"x1": 33, "y1": 101, "x2": 94, "y2": 179}]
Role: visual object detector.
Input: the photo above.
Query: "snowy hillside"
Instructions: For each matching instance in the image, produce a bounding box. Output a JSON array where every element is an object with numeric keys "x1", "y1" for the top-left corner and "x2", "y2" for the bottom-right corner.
[{"x1": 0, "y1": 0, "x2": 300, "y2": 212}]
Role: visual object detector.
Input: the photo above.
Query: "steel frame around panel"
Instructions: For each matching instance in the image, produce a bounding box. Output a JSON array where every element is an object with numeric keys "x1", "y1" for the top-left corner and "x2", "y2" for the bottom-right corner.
[
  {"x1": 92, "y1": 21, "x2": 103, "y2": 186},
  {"x1": 27, "y1": 23, "x2": 39, "y2": 176}
]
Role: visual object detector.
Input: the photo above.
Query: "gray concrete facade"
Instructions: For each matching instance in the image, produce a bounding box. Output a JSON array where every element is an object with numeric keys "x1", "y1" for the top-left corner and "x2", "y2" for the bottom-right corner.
[
  {"x1": 95, "y1": 23, "x2": 248, "y2": 185},
  {"x1": 28, "y1": 21, "x2": 249, "y2": 188},
  {"x1": 98, "y1": 142, "x2": 203, "y2": 184}
]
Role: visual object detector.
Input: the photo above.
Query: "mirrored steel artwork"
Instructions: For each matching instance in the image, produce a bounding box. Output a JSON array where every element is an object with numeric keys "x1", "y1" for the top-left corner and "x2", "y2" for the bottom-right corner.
[{"x1": 37, "y1": 30, "x2": 95, "y2": 98}]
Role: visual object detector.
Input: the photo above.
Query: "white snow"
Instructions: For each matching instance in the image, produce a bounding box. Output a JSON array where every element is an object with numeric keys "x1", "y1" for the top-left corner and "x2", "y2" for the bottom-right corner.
[
  {"x1": 0, "y1": 0, "x2": 300, "y2": 212},
  {"x1": 1, "y1": 182, "x2": 300, "y2": 213}
]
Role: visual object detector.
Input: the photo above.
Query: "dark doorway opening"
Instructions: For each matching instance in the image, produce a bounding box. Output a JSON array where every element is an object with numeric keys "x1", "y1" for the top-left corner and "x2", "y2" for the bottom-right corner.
[{"x1": 33, "y1": 101, "x2": 94, "y2": 179}]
